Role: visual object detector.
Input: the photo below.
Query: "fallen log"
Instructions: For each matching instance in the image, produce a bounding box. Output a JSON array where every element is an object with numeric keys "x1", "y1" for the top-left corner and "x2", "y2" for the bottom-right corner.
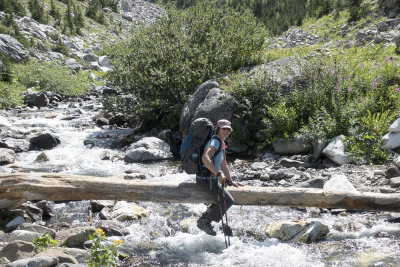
[{"x1": 0, "y1": 172, "x2": 399, "y2": 212}]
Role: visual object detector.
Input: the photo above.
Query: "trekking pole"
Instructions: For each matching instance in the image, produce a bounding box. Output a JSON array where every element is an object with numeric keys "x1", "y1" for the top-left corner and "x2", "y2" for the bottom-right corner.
[
  {"x1": 216, "y1": 185, "x2": 228, "y2": 248},
  {"x1": 222, "y1": 182, "x2": 231, "y2": 246}
]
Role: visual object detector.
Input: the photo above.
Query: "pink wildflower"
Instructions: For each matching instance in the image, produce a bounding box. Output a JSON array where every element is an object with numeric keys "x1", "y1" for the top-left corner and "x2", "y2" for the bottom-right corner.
[
  {"x1": 396, "y1": 87, "x2": 400, "y2": 93},
  {"x1": 348, "y1": 87, "x2": 353, "y2": 92}
]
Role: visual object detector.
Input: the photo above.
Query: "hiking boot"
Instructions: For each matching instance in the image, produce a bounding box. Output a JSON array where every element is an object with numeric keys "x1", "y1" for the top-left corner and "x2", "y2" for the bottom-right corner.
[{"x1": 197, "y1": 216, "x2": 216, "y2": 236}]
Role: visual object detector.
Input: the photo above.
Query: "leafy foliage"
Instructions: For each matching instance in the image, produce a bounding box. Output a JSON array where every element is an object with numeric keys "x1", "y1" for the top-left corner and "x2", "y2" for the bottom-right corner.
[
  {"x1": 0, "y1": 81, "x2": 25, "y2": 109},
  {"x1": 105, "y1": 3, "x2": 267, "y2": 128},
  {"x1": 33, "y1": 233, "x2": 61, "y2": 252},
  {"x1": 226, "y1": 44, "x2": 399, "y2": 163},
  {"x1": 0, "y1": 0, "x2": 26, "y2": 16},
  {"x1": 13, "y1": 60, "x2": 91, "y2": 96},
  {"x1": 87, "y1": 229, "x2": 123, "y2": 267}
]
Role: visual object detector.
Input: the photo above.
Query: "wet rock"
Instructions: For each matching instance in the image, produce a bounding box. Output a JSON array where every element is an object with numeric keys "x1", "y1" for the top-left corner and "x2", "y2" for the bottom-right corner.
[
  {"x1": 125, "y1": 137, "x2": 173, "y2": 162},
  {"x1": 30, "y1": 133, "x2": 60, "y2": 150},
  {"x1": 0, "y1": 139, "x2": 30, "y2": 153},
  {"x1": 112, "y1": 201, "x2": 148, "y2": 222},
  {"x1": 100, "y1": 150, "x2": 111, "y2": 160},
  {"x1": 35, "y1": 152, "x2": 49, "y2": 162},
  {"x1": 35, "y1": 248, "x2": 78, "y2": 264},
  {"x1": 265, "y1": 220, "x2": 329, "y2": 242},
  {"x1": 25, "y1": 91, "x2": 49, "y2": 108},
  {"x1": 0, "y1": 148, "x2": 16, "y2": 165},
  {"x1": 273, "y1": 138, "x2": 308, "y2": 155},
  {"x1": 123, "y1": 173, "x2": 146, "y2": 180},
  {"x1": 99, "y1": 221, "x2": 129, "y2": 236},
  {"x1": 17, "y1": 223, "x2": 56, "y2": 239},
  {"x1": 0, "y1": 240, "x2": 35, "y2": 262},
  {"x1": 322, "y1": 135, "x2": 351, "y2": 165},
  {"x1": 6, "y1": 256, "x2": 59, "y2": 267},
  {"x1": 323, "y1": 174, "x2": 358, "y2": 193},
  {"x1": 385, "y1": 166, "x2": 400, "y2": 178},
  {"x1": 90, "y1": 200, "x2": 114, "y2": 213},
  {"x1": 389, "y1": 177, "x2": 400, "y2": 187}
]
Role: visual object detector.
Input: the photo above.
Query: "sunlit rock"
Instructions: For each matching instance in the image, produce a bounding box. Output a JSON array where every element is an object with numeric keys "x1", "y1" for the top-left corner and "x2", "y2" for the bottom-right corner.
[
  {"x1": 8, "y1": 230, "x2": 42, "y2": 243},
  {"x1": 124, "y1": 137, "x2": 172, "y2": 162},
  {"x1": 265, "y1": 220, "x2": 329, "y2": 243},
  {"x1": 322, "y1": 135, "x2": 351, "y2": 165},
  {"x1": 112, "y1": 201, "x2": 148, "y2": 222},
  {"x1": 323, "y1": 174, "x2": 358, "y2": 193}
]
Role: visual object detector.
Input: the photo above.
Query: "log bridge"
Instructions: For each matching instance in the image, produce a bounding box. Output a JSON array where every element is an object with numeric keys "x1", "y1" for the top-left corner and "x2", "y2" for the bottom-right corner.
[{"x1": 1, "y1": 172, "x2": 400, "y2": 212}]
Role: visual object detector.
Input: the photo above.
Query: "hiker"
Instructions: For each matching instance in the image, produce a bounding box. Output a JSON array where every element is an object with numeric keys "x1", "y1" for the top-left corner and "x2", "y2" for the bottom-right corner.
[{"x1": 196, "y1": 119, "x2": 244, "y2": 236}]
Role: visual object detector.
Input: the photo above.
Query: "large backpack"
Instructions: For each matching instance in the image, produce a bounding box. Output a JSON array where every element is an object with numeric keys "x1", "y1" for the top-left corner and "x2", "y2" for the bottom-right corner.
[{"x1": 180, "y1": 118, "x2": 221, "y2": 176}]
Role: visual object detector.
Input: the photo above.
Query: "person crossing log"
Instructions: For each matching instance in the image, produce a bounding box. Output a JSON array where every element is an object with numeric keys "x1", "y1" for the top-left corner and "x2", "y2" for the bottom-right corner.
[{"x1": 0, "y1": 172, "x2": 400, "y2": 212}]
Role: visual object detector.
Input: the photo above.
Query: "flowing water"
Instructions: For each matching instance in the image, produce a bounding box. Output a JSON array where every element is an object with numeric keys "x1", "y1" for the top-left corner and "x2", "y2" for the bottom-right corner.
[{"x1": 1, "y1": 97, "x2": 400, "y2": 267}]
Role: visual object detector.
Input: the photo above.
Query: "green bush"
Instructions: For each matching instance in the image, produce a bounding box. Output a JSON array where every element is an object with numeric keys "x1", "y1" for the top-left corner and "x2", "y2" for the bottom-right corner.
[
  {"x1": 33, "y1": 233, "x2": 61, "y2": 252},
  {"x1": 13, "y1": 60, "x2": 91, "y2": 96},
  {"x1": 345, "y1": 110, "x2": 393, "y2": 164},
  {"x1": 0, "y1": 81, "x2": 25, "y2": 109},
  {"x1": 105, "y1": 2, "x2": 267, "y2": 128}
]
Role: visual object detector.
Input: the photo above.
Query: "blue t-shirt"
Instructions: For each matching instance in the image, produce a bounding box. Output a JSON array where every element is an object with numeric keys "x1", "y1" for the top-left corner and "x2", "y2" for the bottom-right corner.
[{"x1": 203, "y1": 138, "x2": 224, "y2": 179}]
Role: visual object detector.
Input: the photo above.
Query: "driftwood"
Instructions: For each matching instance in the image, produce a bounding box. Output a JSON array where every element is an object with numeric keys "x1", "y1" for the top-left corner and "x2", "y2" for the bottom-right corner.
[{"x1": 0, "y1": 172, "x2": 400, "y2": 212}]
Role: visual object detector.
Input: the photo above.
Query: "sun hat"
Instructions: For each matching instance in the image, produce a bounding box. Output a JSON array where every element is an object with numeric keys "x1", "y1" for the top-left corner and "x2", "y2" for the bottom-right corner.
[{"x1": 217, "y1": 119, "x2": 232, "y2": 131}]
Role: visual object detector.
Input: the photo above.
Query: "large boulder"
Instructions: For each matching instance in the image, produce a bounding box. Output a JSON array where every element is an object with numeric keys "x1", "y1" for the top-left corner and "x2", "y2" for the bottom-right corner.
[
  {"x1": 25, "y1": 91, "x2": 49, "y2": 108},
  {"x1": 273, "y1": 138, "x2": 309, "y2": 155},
  {"x1": 0, "y1": 240, "x2": 35, "y2": 262},
  {"x1": 29, "y1": 133, "x2": 60, "y2": 150},
  {"x1": 180, "y1": 80, "x2": 219, "y2": 134},
  {"x1": 265, "y1": 220, "x2": 329, "y2": 243},
  {"x1": 322, "y1": 135, "x2": 351, "y2": 165},
  {"x1": 381, "y1": 118, "x2": 400, "y2": 150},
  {"x1": 124, "y1": 137, "x2": 173, "y2": 162},
  {"x1": 0, "y1": 34, "x2": 28, "y2": 62}
]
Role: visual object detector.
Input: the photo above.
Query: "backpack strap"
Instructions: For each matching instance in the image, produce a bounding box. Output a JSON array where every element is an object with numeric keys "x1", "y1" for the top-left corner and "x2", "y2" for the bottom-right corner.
[{"x1": 211, "y1": 135, "x2": 222, "y2": 160}]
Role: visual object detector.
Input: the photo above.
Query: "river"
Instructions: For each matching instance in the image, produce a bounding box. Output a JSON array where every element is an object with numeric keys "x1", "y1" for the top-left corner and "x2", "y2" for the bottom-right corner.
[{"x1": 1, "y1": 96, "x2": 400, "y2": 267}]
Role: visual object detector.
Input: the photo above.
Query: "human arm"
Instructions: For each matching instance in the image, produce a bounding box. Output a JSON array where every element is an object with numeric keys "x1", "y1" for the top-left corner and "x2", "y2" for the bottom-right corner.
[{"x1": 220, "y1": 154, "x2": 244, "y2": 187}]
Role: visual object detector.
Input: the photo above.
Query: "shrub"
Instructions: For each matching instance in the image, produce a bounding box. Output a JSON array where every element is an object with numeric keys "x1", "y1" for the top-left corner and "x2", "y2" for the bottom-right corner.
[
  {"x1": 0, "y1": 81, "x2": 25, "y2": 109},
  {"x1": 105, "y1": 2, "x2": 267, "y2": 128},
  {"x1": 87, "y1": 229, "x2": 123, "y2": 267},
  {"x1": 33, "y1": 233, "x2": 61, "y2": 252},
  {"x1": 345, "y1": 110, "x2": 394, "y2": 164},
  {"x1": 13, "y1": 60, "x2": 91, "y2": 96}
]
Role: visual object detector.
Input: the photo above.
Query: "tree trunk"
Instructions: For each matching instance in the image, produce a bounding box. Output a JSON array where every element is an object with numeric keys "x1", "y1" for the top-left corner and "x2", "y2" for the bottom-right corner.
[{"x1": 1, "y1": 172, "x2": 400, "y2": 211}]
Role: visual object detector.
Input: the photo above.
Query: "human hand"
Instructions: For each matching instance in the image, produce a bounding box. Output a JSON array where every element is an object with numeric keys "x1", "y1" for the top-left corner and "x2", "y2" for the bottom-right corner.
[{"x1": 229, "y1": 181, "x2": 244, "y2": 187}]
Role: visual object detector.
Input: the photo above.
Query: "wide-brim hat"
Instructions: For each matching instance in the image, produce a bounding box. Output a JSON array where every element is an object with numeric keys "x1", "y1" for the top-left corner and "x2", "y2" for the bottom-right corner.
[{"x1": 217, "y1": 119, "x2": 232, "y2": 131}]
